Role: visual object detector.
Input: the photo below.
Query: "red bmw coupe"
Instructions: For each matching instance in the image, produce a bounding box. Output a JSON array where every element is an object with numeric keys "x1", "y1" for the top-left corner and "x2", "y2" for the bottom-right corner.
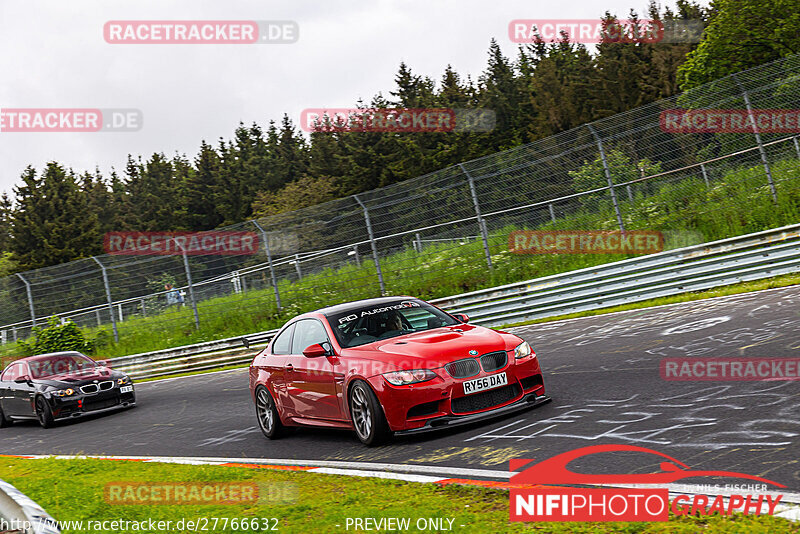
[{"x1": 249, "y1": 297, "x2": 549, "y2": 445}]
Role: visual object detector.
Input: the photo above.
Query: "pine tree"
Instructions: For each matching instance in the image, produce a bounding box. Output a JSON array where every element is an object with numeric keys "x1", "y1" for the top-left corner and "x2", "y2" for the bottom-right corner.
[
  {"x1": 10, "y1": 163, "x2": 101, "y2": 270},
  {"x1": 184, "y1": 140, "x2": 223, "y2": 230},
  {"x1": 0, "y1": 192, "x2": 12, "y2": 252}
]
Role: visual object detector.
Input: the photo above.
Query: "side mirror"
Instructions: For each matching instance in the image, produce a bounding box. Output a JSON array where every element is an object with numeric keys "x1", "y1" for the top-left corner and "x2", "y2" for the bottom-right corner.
[
  {"x1": 452, "y1": 313, "x2": 470, "y2": 323},
  {"x1": 302, "y1": 343, "x2": 330, "y2": 358},
  {"x1": 14, "y1": 376, "x2": 31, "y2": 384},
  {"x1": 241, "y1": 337, "x2": 251, "y2": 349},
  {"x1": 96, "y1": 360, "x2": 109, "y2": 367}
]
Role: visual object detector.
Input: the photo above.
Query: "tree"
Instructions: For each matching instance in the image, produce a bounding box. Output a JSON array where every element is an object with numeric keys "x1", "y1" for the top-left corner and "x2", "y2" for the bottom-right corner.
[
  {"x1": 251, "y1": 175, "x2": 338, "y2": 217},
  {"x1": 184, "y1": 140, "x2": 223, "y2": 230},
  {"x1": 10, "y1": 163, "x2": 101, "y2": 270},
  {"x1": 0, "y1": 192, "x2": 12, "y2": 252},
  {"x1": 678, "y1": 0, "x2": 800, "y2": 89}
]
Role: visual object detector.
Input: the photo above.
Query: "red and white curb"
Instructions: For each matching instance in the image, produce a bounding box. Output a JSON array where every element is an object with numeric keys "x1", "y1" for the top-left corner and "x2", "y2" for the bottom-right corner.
[{"x1": 2, "y1": 454, "x2": 798, "y2": 521}]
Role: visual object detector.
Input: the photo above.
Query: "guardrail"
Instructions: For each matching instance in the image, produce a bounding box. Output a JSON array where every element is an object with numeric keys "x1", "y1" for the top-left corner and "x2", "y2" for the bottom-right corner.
[
  {"x1": 112, "y1": 224, "x2": 800, "y2": 380},
  {"x1": 0, "y1": 479, "x2": 60, "y2": 534},
  {"x1": 431, "y1": 223, "x2": 800, "y2": 326}
]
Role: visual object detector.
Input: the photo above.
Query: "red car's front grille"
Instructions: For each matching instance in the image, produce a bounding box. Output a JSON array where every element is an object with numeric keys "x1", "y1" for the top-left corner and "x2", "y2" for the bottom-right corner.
[
  {"x1": 451, "y1": 384, "x2": 521, "y2": 414},
  {"x1": 479, "y1": 351, "x2": 507, "y2": 372},
  {"x1": 445, "y1": 358, "x2": 480, "y2": 378}
]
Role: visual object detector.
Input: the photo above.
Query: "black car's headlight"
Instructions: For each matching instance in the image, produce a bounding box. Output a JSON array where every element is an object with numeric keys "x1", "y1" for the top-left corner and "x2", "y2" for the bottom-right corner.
[
  {"x1": 514, "y1": 341, "x2": 534, "y2": 359},
  {"x1": 52, "y1": 388, "x2": 77, "y2": 397},
  {"x1": 117, "y1": 376, "x2": 131, "y2": 386},
  {"x1": 383, "y1": 369, "x2": 436, "y2": 386}
]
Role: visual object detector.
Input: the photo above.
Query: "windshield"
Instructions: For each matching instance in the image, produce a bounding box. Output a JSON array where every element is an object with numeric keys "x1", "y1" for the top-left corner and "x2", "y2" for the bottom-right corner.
[
  {"x1": 28, "y1": 353, "x2": 99, "y2": 379},
  {"x1": 327, "y1": 300, "x2": 460, "y2": 348}
]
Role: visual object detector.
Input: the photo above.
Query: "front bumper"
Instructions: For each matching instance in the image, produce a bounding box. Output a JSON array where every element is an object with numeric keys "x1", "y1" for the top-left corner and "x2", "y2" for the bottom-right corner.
[
  {"x1": 50, "y1": 387, "x2": 136, "y2": 420},
  {"x1": 394, "y1": 392, "x2": 551, "y2": 436},
  {"x1": 368, "y1": 353, "x2": 547, "y2": 432}
]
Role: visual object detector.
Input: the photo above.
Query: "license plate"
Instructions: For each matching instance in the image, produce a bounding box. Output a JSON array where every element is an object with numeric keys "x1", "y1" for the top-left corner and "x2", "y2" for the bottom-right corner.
[
  {"x1": 120, "y1": 386, "x2": 133, "y2": 394},
  {"x1": 463, "y1": 372, "x2": 507, "y2": 395}
]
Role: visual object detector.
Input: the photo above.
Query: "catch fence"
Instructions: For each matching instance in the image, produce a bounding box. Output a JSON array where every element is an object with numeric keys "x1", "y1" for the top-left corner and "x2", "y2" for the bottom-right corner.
[{"x1": 2, "y1": 54, "x2": 800, "y2": 349}]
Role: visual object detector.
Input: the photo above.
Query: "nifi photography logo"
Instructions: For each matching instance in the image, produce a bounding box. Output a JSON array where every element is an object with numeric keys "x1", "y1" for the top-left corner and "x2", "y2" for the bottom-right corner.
[{"x1": 510, "y1": 444, "x2": 785, "y2": 522}]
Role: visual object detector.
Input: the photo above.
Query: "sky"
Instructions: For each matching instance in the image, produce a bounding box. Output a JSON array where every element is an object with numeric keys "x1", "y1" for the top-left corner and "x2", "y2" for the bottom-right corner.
[{"x1": 0, "y1": 0, "x2": 704, "y2": 199}]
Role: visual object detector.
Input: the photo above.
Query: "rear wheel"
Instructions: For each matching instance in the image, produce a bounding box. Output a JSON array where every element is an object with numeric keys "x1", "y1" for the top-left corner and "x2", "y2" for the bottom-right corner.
[
  {"x1": 36, "y1": 397, "x2": 55, "y2": 429},
  {"x1": 349, "y1": 381, "x2": 390, "y2": 446},
  {"x1": 255, "y1": 386, "x2": 289, "y2": 439}
]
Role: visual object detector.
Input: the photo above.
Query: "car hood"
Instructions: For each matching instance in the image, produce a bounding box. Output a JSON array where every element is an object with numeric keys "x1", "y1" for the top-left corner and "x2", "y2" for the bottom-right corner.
[
  {"x1": 34, "y1": 367, "x2": 124, "y2": 387},
  {"x1": 343, "y1": 324, "x2": 516, "y2": 370}
]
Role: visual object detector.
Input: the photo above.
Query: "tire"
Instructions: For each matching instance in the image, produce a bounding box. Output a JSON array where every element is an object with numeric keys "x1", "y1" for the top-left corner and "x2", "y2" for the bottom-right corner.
[
  {"x1": 35, "y1": 396, "x2": 55, "y2": 429},
  {"x1": 0, "y1": 405, "x2": 11, "y2": 428},
  {"x1": 255, "y1": 386, "x2": 289, "y2": 439},
  {"x1": 349, "y1": 381, "x2": 391, "y2": 446}
]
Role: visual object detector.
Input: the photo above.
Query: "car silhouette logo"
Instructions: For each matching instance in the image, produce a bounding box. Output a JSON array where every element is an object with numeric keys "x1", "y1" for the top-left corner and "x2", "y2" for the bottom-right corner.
[
  {"x1": 510, "y1": 444, "x2": 785, "y2": 487},
  {"x1": 468, "y1": 350, "x2": 478, "y2": 355}
]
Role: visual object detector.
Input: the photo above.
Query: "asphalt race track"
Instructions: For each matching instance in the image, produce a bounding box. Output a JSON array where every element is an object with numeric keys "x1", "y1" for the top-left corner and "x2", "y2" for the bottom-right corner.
[{"x1": 2, "y1": 286, "x2": 799, "y2": 489}]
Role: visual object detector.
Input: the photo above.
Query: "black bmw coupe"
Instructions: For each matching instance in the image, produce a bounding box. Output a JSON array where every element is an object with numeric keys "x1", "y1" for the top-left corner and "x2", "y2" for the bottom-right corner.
[{"x1": 0, "y1": 351, "x2": 135, "y2": 428}]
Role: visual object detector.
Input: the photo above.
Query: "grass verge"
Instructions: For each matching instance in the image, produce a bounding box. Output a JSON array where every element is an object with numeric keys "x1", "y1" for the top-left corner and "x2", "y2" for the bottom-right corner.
[{"x1": 0, "y1": 458, "x2": 796, "y2": 534}]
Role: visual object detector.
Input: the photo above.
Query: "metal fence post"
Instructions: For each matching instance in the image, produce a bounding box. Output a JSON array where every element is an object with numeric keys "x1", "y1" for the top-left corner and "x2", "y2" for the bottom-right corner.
[
  {"x1": 700, "y1": 163, "x2": 710, "y2": 188},
  {"x1": 141, "y1": 298, "x2": 147, "y2": 317},
  {"x1": 733, "y1": 74, "x2": 778, "y2": 204},
  {"x1": 15, "y1": 273, "x2": 36, "y2": 328},
  {"x1": 354, "y1": 195, "x2": 386, "y2": 295},
  {"x1": 459, "y1": 163, "x2": 493, "y2": 269},
  {"x1": 353, "y1": 244, "x2": 361, "y2": 267},
  {"x1": 293, "y1": 254, "x2": 303, "y2": 280},
  {"x1": 181, "y1": 250, "x2": 200, "y2": 330},
  {"x1": 252, "y1": 220, "x2": 281, "y2": 312},
  {"x1": 90, "y1": 256, "x2": 119, "y2": 342},
  {"x1": 548, "y1": 203, "x2": 556, "y2": 223},
  {"x1": 794, "y1": 137, "x2": 800, "y2": 160},
  {"x1": 587, "y1": 124, "x2": 625, "y2": 232}
]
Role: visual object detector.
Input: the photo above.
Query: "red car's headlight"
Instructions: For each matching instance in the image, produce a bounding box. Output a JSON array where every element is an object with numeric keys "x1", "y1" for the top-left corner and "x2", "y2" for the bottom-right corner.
[
  {"x1": 514, "y1": 341, "x2": 534, "y2": 359},
  {"x1": 382, "y1": 369, "x2": 436, "y2": 386}
]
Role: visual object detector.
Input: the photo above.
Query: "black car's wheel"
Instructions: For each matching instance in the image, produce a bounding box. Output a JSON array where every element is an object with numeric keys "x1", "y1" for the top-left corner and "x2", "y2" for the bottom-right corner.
[
  {"x1": 0, "y1": 405, "x2": 11, "y2": 428},
  {"x1": 255, "y1": 386, "x2": 288, "y2": 439},
  {"x1": 35, "y1": 397, "x2": 55, "y2": 429},
  {"x1": 349, "y1": 381, "x2": 390, "y2": 446}
]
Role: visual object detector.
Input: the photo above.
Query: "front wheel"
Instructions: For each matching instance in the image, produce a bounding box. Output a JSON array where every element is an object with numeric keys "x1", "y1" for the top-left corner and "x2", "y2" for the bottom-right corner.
[
  {"x1": 349, "y1": 381, "x2": 391, "y2": 446},
  {"x1": 0, "y1": 405, "x2": 11, "y2": 428},
  {"x1": 36, "y1": 397, "x2": 55, "y2": 429},
  {"x1": 255, "y1": 386, "x2": 289, "y2": 439}
]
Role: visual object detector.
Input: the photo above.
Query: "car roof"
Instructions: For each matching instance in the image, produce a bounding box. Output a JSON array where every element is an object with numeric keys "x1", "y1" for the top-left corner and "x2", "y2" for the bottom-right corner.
[{"x1": 313, "y1": 296, "x2": 419, "y2": 316}]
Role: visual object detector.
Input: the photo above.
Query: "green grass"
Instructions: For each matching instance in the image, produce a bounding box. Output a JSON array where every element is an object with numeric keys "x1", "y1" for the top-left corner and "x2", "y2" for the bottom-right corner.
[
  {"x1": 2, "y1": 156, "x2": 799, "y2": 360},
  {"x1": 0, "y1": 458, "x2": 795, "y2": 533}
]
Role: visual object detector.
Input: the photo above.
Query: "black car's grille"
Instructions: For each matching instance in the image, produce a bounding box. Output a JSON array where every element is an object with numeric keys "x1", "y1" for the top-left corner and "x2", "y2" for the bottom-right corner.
[
  {"x1": 83, "y1": 397, "x2": 120, "y2": 411},
  {"x1": 80, "y1": 381, "x2": 114, "y2": 395},
  {"x1": 480, "y1": 351, "x2": 507, "y2": 372},
  {"x1": 445, "y1": 359, "x2": 480, "y2": 378},
  {"x1": 451, "y1": 384, "x2": 520, "y2": 414}
]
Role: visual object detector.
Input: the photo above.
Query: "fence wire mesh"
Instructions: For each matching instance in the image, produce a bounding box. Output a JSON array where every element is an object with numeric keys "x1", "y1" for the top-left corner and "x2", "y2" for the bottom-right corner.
[{"x1": 2, "y1": 54, "x2": 800, "y2": 352}]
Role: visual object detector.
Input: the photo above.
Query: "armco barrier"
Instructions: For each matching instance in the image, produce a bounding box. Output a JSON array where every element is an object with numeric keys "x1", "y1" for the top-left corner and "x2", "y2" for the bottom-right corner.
[
  {"x1": 0, "y1": 479, "x2": 60, "y2": 534},
  {"x1": 111, "y1": 224, "x2": 800, "y2": 380}
]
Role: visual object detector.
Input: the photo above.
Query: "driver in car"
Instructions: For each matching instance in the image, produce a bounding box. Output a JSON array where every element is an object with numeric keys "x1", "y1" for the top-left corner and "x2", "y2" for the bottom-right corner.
[{"x1": 383, "y1": 311, "x2": 404, "y2": 334}]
